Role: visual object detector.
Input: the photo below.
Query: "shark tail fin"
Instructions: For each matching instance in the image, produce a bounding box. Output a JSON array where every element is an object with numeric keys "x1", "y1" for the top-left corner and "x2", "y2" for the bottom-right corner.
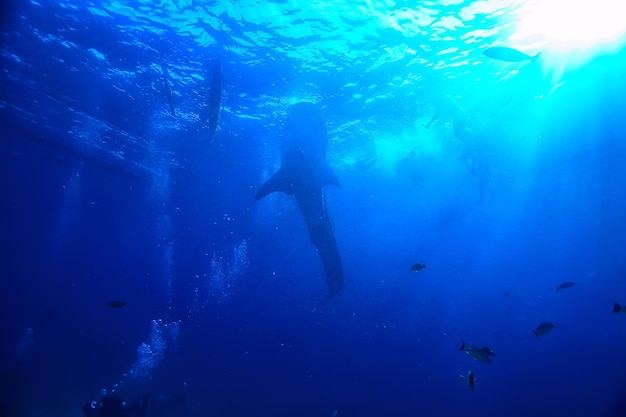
[
  {"x1": 530, "y1": 52, "x2": 541, "y2": 63},
  {"x1": 255, "y1": 168, "x2": 293, "y2": 200}
]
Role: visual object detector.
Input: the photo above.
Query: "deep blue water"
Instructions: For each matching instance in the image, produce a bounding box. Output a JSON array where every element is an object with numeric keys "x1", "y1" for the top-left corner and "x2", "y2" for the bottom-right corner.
[{"x1": 2, "y1": 1, "x2": 626, "y2": 416}]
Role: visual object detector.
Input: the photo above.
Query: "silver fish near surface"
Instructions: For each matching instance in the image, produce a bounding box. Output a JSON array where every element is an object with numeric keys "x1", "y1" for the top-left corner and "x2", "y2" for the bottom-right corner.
[{"x1": 483, "y1": 46, "x2": 540, "y2": 63}]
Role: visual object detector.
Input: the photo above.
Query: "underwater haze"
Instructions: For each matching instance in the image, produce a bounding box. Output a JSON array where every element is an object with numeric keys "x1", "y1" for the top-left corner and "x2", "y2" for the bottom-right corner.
[{"x1": 2, "y1": 0, "x2": 626, "y2": 416}]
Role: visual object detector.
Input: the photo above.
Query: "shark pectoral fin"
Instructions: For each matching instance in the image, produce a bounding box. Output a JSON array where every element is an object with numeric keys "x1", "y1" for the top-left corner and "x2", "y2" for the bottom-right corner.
[
  {"x1": 255, "y1": 168, "x2": 293, "y2": 200},
  {"x1": 320, "y1": 162, "x2": 341, "y2": 189}
]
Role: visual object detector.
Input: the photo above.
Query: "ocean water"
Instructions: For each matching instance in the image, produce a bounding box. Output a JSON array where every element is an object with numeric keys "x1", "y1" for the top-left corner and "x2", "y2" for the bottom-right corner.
[{"x1": 1, "y1": 1, "x2": 626, "y2": 416}]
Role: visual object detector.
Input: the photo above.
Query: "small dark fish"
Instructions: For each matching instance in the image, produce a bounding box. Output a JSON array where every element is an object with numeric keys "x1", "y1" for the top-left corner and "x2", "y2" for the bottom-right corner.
[
  {"x1": 480, "y1": 346, "x2": 496, "y2": 356},
  {"x1": 483, "y1": 46, "x2": 540, "y2": 63},
  {"x1": 466, "y1": 371, "x2": 475, "y2": 390},
  {"x1": 612, "y1": 302, "x2": 626, "y2": 314},
  {"x1": 556, "y1": 281, "x2": 575, "y2": 291},
  {"x1": 207, "y1": 56, "x2": 223, "y2": 144},
  {"x1": 107, "y1": 301, "x2": 128, "y2": 308},
  {"x1": 502, "y1": 291, "x2": 512, "y2": 297},
  {"x1": 410, "y1": 263, "x2": 426, "y2": 272},
  {"x1": 460, "y1": 341, "x2": 495, "y2": 364},
  {"x1": 533, "y1": 322, "x2": 555, "y2": 339}
]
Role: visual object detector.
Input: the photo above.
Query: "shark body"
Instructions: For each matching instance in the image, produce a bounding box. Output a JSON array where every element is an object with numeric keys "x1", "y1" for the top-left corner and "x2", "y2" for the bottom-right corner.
[{"x1": 256, "y1": 102, "x2": 344, "y2": 297}]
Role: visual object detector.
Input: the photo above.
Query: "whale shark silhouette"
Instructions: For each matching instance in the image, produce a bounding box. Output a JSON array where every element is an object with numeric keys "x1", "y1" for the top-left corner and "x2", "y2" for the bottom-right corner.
[{"x1": 256, "y1": 102, "x2": 344, "y2": 299}]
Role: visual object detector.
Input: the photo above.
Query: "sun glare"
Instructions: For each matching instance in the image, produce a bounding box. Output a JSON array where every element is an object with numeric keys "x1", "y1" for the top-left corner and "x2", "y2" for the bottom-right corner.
[
  {"x1": 516, "y1": 0, "x2": 626, "y2": 54},
  {"x1": 509, "y1": 0, "x2": 626, "y2": 83}
]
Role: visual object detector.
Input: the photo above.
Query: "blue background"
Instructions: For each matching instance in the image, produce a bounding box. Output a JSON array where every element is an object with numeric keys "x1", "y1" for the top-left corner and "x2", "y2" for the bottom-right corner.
[{"x1": 2, "y1": 0, "x2": 626, "y2": 416}]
